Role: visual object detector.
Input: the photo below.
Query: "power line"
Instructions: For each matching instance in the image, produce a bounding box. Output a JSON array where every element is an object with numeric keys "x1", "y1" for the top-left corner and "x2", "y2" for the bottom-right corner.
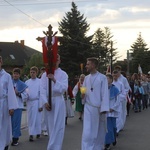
[
  {"x1": 2, "y1": 0, "x2": 109, "y2": 47},
  {"x1": 0, "y1": 0, "x2": 107, "y2": 6},
  {"x1": 3, "y1": 0, "x2": 47, "y2": 27}
]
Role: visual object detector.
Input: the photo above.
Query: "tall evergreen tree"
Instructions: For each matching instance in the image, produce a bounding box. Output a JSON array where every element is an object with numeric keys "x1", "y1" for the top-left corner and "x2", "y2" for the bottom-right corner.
[
  {"x1": 130, "y1": 32, "x2": 150, "y2": 74},
  {"x1": 131, "y1": 32, "x2": 148, "y2": 56},
  {"x1": 103, "y1": 27, "x2": 117, "y2": 66},
  {"x1": 92, "y1": 28, "x2": 107, "y2": 72},
  {"x1": 92, "y1": 28, "x2": 106, "y2": 58},
  {"x1": 58, "y1": 2, "x2": 93, "y2": 77},
  {"x1": 92, "y1": 27, "x2": 118, "y2": 73}
]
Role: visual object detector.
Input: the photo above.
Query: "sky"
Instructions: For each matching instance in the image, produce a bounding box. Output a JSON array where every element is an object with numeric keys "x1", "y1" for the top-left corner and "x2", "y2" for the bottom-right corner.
[{"x1": 0, "y1": 0, "x2": 150, "y2": 60}]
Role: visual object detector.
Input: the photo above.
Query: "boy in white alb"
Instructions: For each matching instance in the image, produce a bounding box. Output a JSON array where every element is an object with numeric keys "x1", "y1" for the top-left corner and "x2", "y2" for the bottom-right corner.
[
  {"x1": 25, "y1": 66, "x2": 43, "y2": 141},
  {"x1": 114, "y1": 66, "x2": 130, "y2": 129},
  {"x1": 105, "y1": 74, "x2": 120, "y2": 150},
  {"x1": 112, "y1": 70, "x2": 126, "y2": 133},
  {"x1": 11, "y1": 68, "x2": 28, "y2": 146}
]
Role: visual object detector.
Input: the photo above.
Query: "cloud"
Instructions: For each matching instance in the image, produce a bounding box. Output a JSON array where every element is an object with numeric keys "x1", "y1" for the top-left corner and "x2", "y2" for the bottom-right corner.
[
  {"x1": 1, "y1": 0, "x2": 150, "y2": 29},
  {"x1": 0, "y1": 0, "x2": 150, "y2": 60}
]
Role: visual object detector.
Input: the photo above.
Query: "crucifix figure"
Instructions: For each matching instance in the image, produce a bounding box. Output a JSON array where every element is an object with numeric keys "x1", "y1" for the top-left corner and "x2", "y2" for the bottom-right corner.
[{"x1": 36, "y1": 24, "x2": 58, "y2": 110}]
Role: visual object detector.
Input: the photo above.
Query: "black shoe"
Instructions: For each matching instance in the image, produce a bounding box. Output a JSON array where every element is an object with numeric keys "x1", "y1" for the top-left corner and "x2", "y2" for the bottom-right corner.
[
  {"x1": 113, "y1": 140, "x2": 117, "y2": 146},
  {"x1": 104, "y1": 144, "x2": 110, "y2": 150},
  {"x1": 4, "y1": 145, "x2": 9, "y2": 150},
  {"x1": 11, "y1": 142, "x2": 19, "y2": 146},
  {"x1": 36, "y1": 134, "x2": 40, "y2": 139},
  {"x1": 65, "y1": 120, "x2": 67, "y2": 125},
  {"x1": 11, "y1": 137, "x2": 19, "y2": 146},
  {"x1": 65, "y1": 117, "x2": 68, "y2": 125},
  {"x1": 29, "y1": 135, "x2": 34, "y2": 142}
]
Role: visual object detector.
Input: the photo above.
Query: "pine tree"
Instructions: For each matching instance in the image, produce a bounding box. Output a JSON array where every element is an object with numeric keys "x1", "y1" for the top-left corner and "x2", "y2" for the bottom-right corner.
[
  {"x1": 130, "y1": 32, "x2": 150, "y2": 74},
  {"x1": 92, "y1": 27, "x2": 118, "y2": 73},
  {"x1": 92, "y1": 28, "x2": 106, "y2": 58},
  {"x1": 58, "y1": 2, "x2": 93, "y2": 77},
  {"x1": 131, "y1": 32, "x2": 148, "y2": 56},
  {"x1": 92, "y1": 28, "x2": 107, "y2": 72},
  {"x1": 103, "y1": 27, "x2": 117, "y2": 66}
]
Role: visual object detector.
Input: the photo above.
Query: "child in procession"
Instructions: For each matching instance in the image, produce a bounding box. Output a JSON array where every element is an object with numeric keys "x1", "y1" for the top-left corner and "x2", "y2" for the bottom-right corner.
[
  {"x1": 11, "y1": 68, "x2": 28, "y2": 146},
  {"x1": 25, "y1": 66, "x2": 43, "y2": 141},
  {"x1": 105, "y1": 74, "x2": 120, "y2": 150}
]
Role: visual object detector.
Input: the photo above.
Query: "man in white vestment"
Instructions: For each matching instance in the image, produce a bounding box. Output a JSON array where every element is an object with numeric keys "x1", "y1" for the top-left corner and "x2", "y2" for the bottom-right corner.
[
  {"x1": 25, "y1": 66, "x2": 43, "y2": 141},
  {"x1": 0, "y1": 56, "x2": 18, "y2": 150},
  {"x1": 112, "y1": 70, "x2": 126, "y2": 133},
  {"x1": 40, "y1": 55, "x2": 68, "y2": 150},
  {"x1": 114, "y1": 66, "x2": 130, "y2": 130},
  {"x1": 81, "y1": 57, "x2": 109, "y2": 150}
]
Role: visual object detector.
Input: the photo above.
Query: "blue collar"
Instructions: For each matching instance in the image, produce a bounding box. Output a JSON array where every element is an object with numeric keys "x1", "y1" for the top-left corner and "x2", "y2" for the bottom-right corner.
[
  {"x1": 13, "y1": 79, "x2": 28, "y2": 93},
  {"x1": 109, "y1": 84, "x2": 119, "y2": 100}
]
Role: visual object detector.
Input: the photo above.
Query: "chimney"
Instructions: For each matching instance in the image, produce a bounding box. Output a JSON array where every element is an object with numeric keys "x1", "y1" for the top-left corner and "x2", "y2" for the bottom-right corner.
[
  {"x1": 14, "y1": 40, "x2": 19, "y2": 43},
  {"x1": 20, "y1": 40, "x2": 25, "y2": 46}
]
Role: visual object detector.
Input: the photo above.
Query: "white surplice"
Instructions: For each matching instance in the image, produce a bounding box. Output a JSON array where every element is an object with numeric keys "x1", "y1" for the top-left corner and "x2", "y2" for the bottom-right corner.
[
  {"x1": 118, "y1": 74, "x2": 130, "y2": 128},
  {"x1": 41, "y1": 107, "x2": 48, "y2": 131},
  {"x1": 113, "y1": 80, "x2": 126, "y2": 132},
  {"x1": 40, "y1": 68, "x2": 68, "y2": 150},
  {"x1": 107, "y1": 86, "x2": 120, "y2": 118},
  {"x1": 0, "y1": 69, "x2": 18, "y2": 149},
  {"x1": 25, "y1": 78, "x2": 42, "y2": 135},
  {"x1": 82, "y1": 72, "x2": 109, "y2": 150}
]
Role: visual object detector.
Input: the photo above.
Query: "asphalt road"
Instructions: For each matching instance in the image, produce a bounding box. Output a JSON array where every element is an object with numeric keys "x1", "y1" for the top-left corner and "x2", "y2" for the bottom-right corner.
[{"x1": 10, "y1": 106, "x2": 150, "y2": 150}]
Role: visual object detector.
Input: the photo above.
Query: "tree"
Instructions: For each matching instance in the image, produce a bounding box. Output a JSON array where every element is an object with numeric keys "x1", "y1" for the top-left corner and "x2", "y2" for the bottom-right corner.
[
  {"x1": 92, "y1": 27, "x2": 118, "y2": 73},
  {"x1": 130, "y1": 32, "x2": 150, "y2": 74},
  {"x1": 22, "y1": 53, "x2": 43, "y2": 76},
  {"x1": 92, "y1": 28, "x2": 106, "y2": 57},
  {"x1": 58, "y1": 2, "x2": 93, "y2": 77},
  {"x1": 3, "y1": 57, "x2": 16, "y2": 67}
]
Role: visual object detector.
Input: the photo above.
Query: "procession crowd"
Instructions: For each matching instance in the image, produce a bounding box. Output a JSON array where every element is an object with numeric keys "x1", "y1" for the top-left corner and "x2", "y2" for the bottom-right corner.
[{"x1": 0, "y1": 55, "x2": 150, "y2": 150}]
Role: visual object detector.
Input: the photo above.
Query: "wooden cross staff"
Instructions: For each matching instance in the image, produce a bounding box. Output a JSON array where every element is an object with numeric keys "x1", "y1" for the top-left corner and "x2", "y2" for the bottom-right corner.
[{"x1": 36, "y1": 24, "x2": 58, "y2": 110}]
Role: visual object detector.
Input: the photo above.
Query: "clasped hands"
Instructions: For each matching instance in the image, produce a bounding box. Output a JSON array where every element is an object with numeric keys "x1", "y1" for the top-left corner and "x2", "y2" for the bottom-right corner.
[{"x1": 47, "y1": 74, "x2": 56, "y2": 83}]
